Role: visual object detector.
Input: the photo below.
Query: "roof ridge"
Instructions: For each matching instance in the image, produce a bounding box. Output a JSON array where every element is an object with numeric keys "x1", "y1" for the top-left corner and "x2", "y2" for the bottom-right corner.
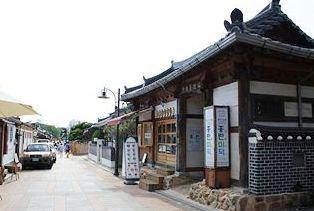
[{"x1": 245, "y1": 1, "x2": 313, "y2": 47}]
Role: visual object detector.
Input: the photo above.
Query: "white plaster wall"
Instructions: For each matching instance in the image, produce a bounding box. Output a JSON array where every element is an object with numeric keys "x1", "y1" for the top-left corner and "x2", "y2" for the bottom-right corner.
[
  {"x1": 19, "y1": 135, "x2": 23, "y2": 156},
  {"x1": 250, "y1": 81, "x2": 314, "y2": 128},
  {"x1": 250, "y1": 81, "x2": 314, "y2": 99},
  {"x1": 301, "y1": 85, "x2": 314, "y2": 98},
  {"x1": 3, "y1": 124, "x2": 16, "y2": 165},
  {"x1": 250, "y1": 81, "x2": 297, "y2": 97},
  {"x1": 22, "y1": 130, "x2": 33, "y2": 150},
  {"x1": 186, "y1": 95, "x2": 203, "y2": 115},
  {"x1": 186, "y1": 118, "x2": 204, "y2": 168},
  {"x1": 213, "y1": 82, "x2": 239, "y2": 127},
  {"x1": 230, "y1": 133, "x2": 239, "y2": 180}
]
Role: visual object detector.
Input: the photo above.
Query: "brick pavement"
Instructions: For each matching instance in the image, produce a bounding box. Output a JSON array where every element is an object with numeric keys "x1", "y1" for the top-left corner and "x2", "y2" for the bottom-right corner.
[{"x1": 0, "y1": 155, "x2": 200, "y2": 211}]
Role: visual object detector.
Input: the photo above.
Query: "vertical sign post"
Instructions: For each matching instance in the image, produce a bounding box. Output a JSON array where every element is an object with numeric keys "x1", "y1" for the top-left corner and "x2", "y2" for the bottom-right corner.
[
  {"x1": 204, "y1": 106, "x2": 230, "y2": 188},
  {"x1": 122, "y1": 137, "x2": 140, "y2": 185}
]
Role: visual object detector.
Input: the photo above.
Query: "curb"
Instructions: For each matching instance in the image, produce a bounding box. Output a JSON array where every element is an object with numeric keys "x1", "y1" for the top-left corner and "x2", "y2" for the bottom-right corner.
[{"x1": 155, "y1": 189, "x2": 216, "y2": 211}]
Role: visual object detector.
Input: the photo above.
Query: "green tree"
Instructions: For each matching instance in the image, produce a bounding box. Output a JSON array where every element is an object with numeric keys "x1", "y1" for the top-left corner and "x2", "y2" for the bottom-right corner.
[
  {"x1": 102, "y1": 109, "x2": 136, "y2": 142},
  {"x1": 92, "y1": 130, "x2": 104, "y2": 140},
  {"x1": 39, "y1": 123, "x2": 62, "y2": 138},
  {"x1": 68, "y1": 122, "x2": 93, "y2": 141}
]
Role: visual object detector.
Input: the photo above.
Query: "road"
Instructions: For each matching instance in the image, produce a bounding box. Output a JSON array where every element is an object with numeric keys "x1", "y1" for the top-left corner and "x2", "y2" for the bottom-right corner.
[{"x1": 0, "y1": 155, "x2": 200, "y2": 211}]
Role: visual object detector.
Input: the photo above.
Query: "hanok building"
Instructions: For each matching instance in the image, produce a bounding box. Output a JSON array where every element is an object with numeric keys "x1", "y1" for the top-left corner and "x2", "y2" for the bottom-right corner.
[{"x1": 121, "y1": 0, "x2": 314, "y2": 194}]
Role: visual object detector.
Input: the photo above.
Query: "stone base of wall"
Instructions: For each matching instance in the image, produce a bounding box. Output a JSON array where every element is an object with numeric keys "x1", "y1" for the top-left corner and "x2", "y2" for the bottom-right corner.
[
  {"x1": 188, "y1": 181, "x2": 314, "y2": 211},
  {"x1": 88, "y1": 153, "x2": 97, "y2": 163},
  {"x1": 239, "y1": 192, "x2": 314, "y2": 211},
  {"x1": 101, "y1": 158, "x2": 115, "y2": 168}
]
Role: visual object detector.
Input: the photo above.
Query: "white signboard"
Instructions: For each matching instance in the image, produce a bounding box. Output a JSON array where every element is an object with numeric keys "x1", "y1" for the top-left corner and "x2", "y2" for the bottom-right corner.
[
  {"x1": 302, "y1": 103, "x2": 313, "y2": 118},
  {"x1": 122, "y1": 137, "x2": 140, "y2": 181},
  {"x1": 204, "y1": 106, "x2": 230, "y2": 168},
  {"x1": 144, "y1": 133, "x2": 152, "y2": 139},
  {"x1": 204, "y1": 107, "x2": 215, "y2": 168},
  {"x1": 215, "y1": 107, "x2": 229, "y2": 167}
]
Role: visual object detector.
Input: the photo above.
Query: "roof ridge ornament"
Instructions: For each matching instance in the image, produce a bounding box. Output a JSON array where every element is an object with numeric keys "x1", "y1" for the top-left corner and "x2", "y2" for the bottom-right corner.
[
  {"x1": 224, "y1": 8, "x2": 247, "y2": 33},
  {"x1": 142, "y1": 76, "x2": 147, "y2": 87},
  {"x1": 271, "y1": 0, "x2": 281, "y2": 11},
  {"x1": 272, "y1": 0, "x2": 280, "y2": 6}
]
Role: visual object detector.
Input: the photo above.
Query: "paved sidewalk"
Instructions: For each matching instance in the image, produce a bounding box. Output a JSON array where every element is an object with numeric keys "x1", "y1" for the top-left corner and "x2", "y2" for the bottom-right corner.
[{"x1": 0, "y1": 155, "x2": 202, "y2": 211}]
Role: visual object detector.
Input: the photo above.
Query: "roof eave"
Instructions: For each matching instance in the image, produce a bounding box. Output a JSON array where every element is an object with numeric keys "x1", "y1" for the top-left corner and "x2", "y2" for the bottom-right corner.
[
  {"x1": 122, "y1": 32, "x2": 314, "y2": 102},
  {"x1": 238, "y1": 33, "x2": 314, "y2": 59},
  {"x1": 121, "y1": 32, "x2": 238, "y2": 101}
]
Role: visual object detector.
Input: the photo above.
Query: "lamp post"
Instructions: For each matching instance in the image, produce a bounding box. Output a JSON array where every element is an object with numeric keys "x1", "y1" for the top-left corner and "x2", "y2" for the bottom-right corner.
[{"x1": 98, "y1": 87, "x2": 120, "y2": 176}]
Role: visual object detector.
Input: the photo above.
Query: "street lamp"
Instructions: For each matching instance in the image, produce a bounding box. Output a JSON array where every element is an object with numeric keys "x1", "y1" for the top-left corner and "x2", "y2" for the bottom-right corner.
[{"x1": 98, "y1": 87, "x2": 120, "y2": 176}]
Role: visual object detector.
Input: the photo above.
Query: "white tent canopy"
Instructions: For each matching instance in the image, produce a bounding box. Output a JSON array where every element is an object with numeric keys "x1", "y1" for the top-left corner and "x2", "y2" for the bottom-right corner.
[{"x1": 0, "y1": 90, "x2": 38, "y2": 118}]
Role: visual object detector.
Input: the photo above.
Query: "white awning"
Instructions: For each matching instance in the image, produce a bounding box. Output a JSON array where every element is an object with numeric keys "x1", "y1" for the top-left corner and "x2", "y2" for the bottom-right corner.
[{"x1": 0, "y1": 90, "x2": 38, "y2": 118}]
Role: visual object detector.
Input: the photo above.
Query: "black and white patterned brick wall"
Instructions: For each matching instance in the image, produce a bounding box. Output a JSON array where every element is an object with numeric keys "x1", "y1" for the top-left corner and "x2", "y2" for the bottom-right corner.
[{"x1": 248, "y1": 128, "x2": 314, "y2": 195}]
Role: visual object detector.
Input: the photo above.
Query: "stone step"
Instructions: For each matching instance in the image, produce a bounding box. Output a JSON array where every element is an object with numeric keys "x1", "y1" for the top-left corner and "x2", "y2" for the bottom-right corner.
[
  {"x1": 139, "y1": 179, "x2": 162, "y2": 192},
  {"x1": 146, "y1": 173, "x2": 164, "y2": 185},
  {"x1": 156, "y1": 168, "x2": 175, "y2": 176}
]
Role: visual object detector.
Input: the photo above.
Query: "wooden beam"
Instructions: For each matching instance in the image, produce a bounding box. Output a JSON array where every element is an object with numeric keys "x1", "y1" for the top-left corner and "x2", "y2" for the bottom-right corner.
[
  {"x1": 184, "y1": 114, "x2": 203, "y2": 119},
  {"x1": 234, "y1": 53, "x2": 314, "y2": 74}
]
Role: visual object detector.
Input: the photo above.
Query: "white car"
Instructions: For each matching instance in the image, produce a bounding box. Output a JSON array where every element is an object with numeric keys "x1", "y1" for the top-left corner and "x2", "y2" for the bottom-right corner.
[{"x1": 21, "y1": 143, "x2": 55, "y2": 169}]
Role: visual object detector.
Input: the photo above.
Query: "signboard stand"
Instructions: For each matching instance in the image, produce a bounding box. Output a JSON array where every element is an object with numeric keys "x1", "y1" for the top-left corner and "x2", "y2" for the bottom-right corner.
[
  {"x1": 122, "y1": 137, "x2": 140, "y2": 185},
  {"x1": 204, "y1": 106, "x2": 230, "y2": 188}
]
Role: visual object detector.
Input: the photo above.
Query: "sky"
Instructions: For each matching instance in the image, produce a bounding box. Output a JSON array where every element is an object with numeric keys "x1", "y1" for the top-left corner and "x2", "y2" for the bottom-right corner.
[{"x1": 0, "y1": 0, "x2": 313, "y2": 127}]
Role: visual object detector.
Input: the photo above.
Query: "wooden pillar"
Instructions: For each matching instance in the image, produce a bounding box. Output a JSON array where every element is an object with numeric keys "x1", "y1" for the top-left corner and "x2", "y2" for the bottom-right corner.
[
  {"x1": 176, "y1": 97, "x2": 186, "y2": 172},
  {"x1": 204, "y1": 88, "x2": 213, "y2": 107},
  {"x1": 238, "y1": 71, "x2": 251, "y2": 188},
  {"x1": 297, "y1": 84, "x2": 303, "y2": 127}
]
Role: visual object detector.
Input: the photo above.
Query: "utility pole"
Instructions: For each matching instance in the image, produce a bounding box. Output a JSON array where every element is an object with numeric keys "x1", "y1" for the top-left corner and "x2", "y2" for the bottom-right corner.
[{"x1": 113, "y1": 88, "x2": 120, "y2": 176}]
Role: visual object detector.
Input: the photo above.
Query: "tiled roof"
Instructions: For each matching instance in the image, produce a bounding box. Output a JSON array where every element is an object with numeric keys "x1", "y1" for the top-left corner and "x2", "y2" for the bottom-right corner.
[
  {"x1": 122, "y1": 0, "x2": 314, "y2": 101},
  {"x1": 245, "y1": 1, "x2": 313, "y2": 48}
]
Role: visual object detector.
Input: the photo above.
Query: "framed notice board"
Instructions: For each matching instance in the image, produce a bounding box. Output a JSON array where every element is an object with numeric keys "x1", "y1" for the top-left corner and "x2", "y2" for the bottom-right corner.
[{"x1": 204, "y1": 106, "x2": 230, "y2": 168}]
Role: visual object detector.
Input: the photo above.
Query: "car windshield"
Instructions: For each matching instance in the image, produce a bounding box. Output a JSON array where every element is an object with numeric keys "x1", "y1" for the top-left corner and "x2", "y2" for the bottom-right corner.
[{"x1": 26, "y1": 144, "x2": 50, "y2": 152}]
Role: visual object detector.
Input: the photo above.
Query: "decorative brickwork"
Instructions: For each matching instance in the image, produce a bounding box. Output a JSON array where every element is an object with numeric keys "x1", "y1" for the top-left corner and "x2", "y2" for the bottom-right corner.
[{"x1": 248, "y1": 128, "x2": 314, "y2": 195}]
